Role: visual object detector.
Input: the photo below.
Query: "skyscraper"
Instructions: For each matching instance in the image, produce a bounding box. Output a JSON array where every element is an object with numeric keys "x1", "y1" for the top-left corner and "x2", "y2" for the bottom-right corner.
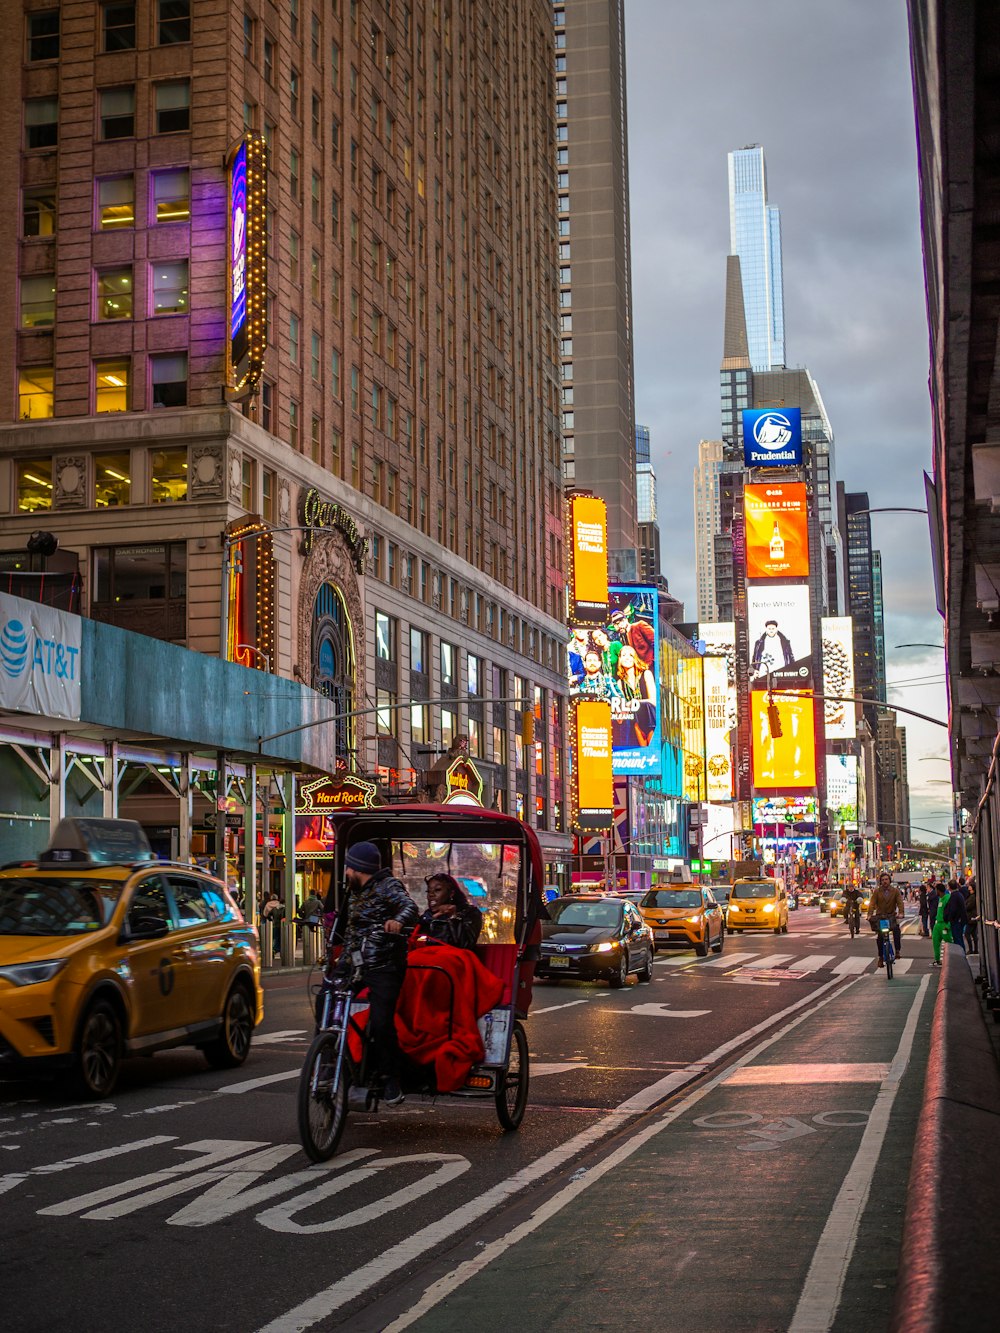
[
  {"x1": 694, "y1": 439, "x2": 725, "y2": 620},
  {"x1": 635, "y1": 423, "x2": 660, "y2": 581},
  {"x1": 728, "y1": 145, "x2": 786, "y2": 372}
]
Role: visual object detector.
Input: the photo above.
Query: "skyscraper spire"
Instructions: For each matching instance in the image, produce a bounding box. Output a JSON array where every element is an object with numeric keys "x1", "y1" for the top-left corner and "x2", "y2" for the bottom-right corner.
[
  {"x1": 728, "y1": 145, "x2": 786, "y2": 371},
  {"x1": 722, "y1": 255, "x2": 751, "y2": 369}
]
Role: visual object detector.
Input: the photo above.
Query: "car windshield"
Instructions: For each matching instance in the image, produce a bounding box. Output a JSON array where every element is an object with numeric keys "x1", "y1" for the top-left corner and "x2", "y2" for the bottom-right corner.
[
  {"x1": 549, "y1": 900, "x2": 623, "y2": 928},
  {"x1": 732, "y1": 882, "x2": 776, "y2": 900},
  {"x1": 0, "y1": 877, "x2": 122, "y2": 935},
  {"x1": 641, "y1": 890, "x2": 702, "y2": 909}
]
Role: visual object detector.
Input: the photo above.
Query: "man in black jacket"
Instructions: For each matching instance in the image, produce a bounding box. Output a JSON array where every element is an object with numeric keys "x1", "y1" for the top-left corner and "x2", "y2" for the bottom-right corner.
[{"x1": 333, "y1": 841, "x2": 419, "y2": 1105}]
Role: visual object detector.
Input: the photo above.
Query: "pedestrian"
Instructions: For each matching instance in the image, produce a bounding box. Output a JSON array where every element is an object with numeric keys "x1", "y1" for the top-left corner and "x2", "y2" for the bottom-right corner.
[
  {"x1": 966, "y1": 881, "x2": 979, "y2": 955},
  {"x1": 918, "y1": 880, "x2": 930, "y2": 937},
  {"x1": 944, "y1": 879, "x2": 968, "y2": 955},
  {"x1": 931, "y1": 882, "x2": 953, "y2": 966}
]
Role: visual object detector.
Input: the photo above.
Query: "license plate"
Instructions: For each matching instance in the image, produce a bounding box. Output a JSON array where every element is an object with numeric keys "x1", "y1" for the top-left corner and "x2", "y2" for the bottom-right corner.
[
  {"x1": 549, "y1": 956, "x2": 570, "y2": 968},
  {"x1": 654, "y1": 929, "x2": 672, "y2": 938}
]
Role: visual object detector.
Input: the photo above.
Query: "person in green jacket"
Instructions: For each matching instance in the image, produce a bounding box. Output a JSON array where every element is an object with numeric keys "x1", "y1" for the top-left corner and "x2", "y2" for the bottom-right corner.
[{"x1": 931, "y1": 882, "x2": 953, "y2": 966}]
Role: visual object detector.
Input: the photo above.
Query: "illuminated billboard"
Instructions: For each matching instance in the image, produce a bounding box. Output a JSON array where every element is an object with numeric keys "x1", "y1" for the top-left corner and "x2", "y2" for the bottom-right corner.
[
  {"x1": 698, "y1": 621, "x2": 737, "y2": 732},
  {"x1": 703, "y1": 655, "x2": 733, "y2": 800},
  {"x1": 570, "y1": 699, "x2": 614, "y2": 831},
  {"x1": 744, "y1": 482, "x2": 809, "y2": 579},
  {"x1": 747, "y1": 585, "x2": 813, "y2": 687},
  {"x1": 752, "y1": 794, "x2": 819, "y2": 824},
  {"x1": 567, "y1": 494, "x2": 609, "y2": 625},
  {"x1": 826, "y1": 753, "x2": 859, "y2": 828},
  {"x1": 227, "y1": 133, "x2": 268, "y2": 395},
  {"x1": 568, "y1": 585, "x2": 661, "y2": 775},
  {"x1": 821, "y1": 616, "x2": 857, "y2": 739},
  {"x1": 743, "y1": 407, "x2": 803, "y2": 467},
  {"x1": 750, "y1": 690, "x2": 817, "y2": 790},
  {"x1": 679, "y1": 655, "x2": 705, "y2": 800}
]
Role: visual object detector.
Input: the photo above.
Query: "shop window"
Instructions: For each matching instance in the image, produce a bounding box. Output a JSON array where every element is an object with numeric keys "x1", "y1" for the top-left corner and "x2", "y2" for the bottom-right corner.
[
  {"x1": 155, "y1": 81, "x2": 190, "y2": 134},
  {"x1": 18, "y1": 368, "x2": 54, "y2": 421},
  {"x1": 91, "y1": 542, "x2": 187, "y2": 643},
  {"x1": 94, "y1": 358, "x2": 130, "y2": 413},
  {"x1": 150, "y1": 447, "x2": 188, "y2": 503},
  {"x1": 25, "y1": 98, "x2": 58, "y2": 150},
  {"x1": 27, "y1": 10, "x2": 60, "y2": 61},
  {"x1": 150, "y1": 353, "x2": 187, "y2": 407},
  {"x1": 97, "y1": 176, "x2": 134, "y2": 229},
  {"x1": 103, "y1": 2, "x2": 135, "y2": 50},
  {"x1": 96, "y1": 267, "x2": 133, "y2": 320},
  {"x1": 152, "y1": 260, "x2": 188, "y2": 314},
  {"x1": 95, "y1": 452, "x2": 132, "y2": 508},
  {"x1": 16, "y1": 460, "x2": 53, "y2": 512},
  {"x1": 100, "y1": 87, "x2": 135, "y2": 140},
  {"x1": 157, "y1": 0, "x2": 191, "y2": 44},
  {"x1": 23, "y1": 190, "x2": 56, "y2": 238},
  {"x1": 152, "y1": 169, "x2": 190, "y2": 222},
  {"x1": 20, "y1": 275, "x2": 55, "y2": 328}
]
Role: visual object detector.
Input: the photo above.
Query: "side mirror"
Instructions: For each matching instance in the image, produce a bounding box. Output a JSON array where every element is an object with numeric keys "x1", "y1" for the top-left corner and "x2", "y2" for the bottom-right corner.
[{"x1": 127, "y1": 915, "x2": 170, "y2": 941}]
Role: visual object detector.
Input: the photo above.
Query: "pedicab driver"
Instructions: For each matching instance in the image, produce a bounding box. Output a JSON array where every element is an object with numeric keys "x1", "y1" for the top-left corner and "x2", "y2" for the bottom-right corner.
[{"x1": 330, "y1": 841, "x2": 419, "y2": 1106}]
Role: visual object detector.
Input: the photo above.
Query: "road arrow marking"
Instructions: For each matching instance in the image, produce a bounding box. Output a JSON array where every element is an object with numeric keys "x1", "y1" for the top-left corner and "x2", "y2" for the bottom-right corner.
[{"x1": 628, "y1": 1003, "x2": 711, "y2": 1019}]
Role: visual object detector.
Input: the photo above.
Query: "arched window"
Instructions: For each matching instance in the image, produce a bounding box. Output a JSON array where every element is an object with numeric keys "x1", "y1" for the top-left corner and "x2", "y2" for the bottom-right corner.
[{"x1": 312, "y1": 582, "x2": 355, "y2": 762}]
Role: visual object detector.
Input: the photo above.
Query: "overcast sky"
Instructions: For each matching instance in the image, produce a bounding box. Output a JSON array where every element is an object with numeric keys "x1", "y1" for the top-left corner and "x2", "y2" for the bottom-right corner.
[{"x1": 624, "y1": 0, "x2": 951, "y2": 840}]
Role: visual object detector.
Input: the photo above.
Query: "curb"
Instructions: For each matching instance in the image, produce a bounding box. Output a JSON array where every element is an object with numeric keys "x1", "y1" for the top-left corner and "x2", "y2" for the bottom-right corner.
[{"x1": 890, "y1": 944, "x2": 1000, "y2": 1331}]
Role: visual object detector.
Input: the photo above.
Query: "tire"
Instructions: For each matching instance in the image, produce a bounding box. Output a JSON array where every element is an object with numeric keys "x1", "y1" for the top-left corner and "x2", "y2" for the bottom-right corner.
[
  {"x1": 204, "y1": 981, "x2": 255, "y2": 1070},
  {"x1": 781, "y1": 922, "x2": 788, "y2": 934},
  {"x1": 608, "y1": 951, "x2": 628, "y2": 988},
  {"x1": 711, "y1": 928, "x2": 725, "y2": 955},
  {"x1": 695, "y1": 930, "x2": 709, "y2": 958},
  {"x1": 773, "y1": 925, "x2": 782, "y2": 935},
  {"x1": 298, "y1": 1031, "x2": 349, "y2": 1161},
  {"x1": 73, "y1": 999, "x2": 123, "y2": 1099},
  {"x1": 638, "y1": 946, "x2": 654, "y2": 982},
  {"x1": 885, "y1": 950, "x2": 894, "y2": 981},
  {"x1": 496, "y1": 1020, "x2": 530, "y2": 1131}
]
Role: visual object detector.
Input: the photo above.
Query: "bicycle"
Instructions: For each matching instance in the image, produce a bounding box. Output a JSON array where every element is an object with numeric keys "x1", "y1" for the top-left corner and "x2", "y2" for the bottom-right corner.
[
  {"x1": 877, "y1": 917, "x2": 895, "y2": 980},
  {"x1": 847, "y1": 902, "x2": 861, "y2": 939},
  {"x1": 298, "y1": 957, "x2": 365, "y2": 1162}
]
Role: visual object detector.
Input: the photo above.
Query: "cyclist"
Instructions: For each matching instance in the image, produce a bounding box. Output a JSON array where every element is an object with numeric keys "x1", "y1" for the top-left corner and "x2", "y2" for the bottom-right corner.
[
  {"x1": 327, "y1": 841, "x2": 419, "y2": 1105},
  {"x1": 843, "y1": 882, "x2": 863, "y2": 936},
  {"x1": 867, "y1": 871, "x2": 905, "y2": 969}
]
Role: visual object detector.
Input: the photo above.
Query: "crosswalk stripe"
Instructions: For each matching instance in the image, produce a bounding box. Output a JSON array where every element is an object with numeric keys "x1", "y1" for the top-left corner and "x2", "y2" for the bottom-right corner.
[
  {"x1": 738, "y1": 954, "x2": 797, "y2": 968},
  {"x1": 832, "y1": 955, "x2": 875, "y2": 975},
  {"x1": 701, "y1": 952, "x2": 760, "y2": 968},
  {"x1": 793, "y1": 955, "x2": 836, "y2": 973},
  {"x1": 657, "y1": 954, "x2": 703, "y2": 967},
  {"x1": 892, "y1": 958, "x2": 914, "y2": 974}
]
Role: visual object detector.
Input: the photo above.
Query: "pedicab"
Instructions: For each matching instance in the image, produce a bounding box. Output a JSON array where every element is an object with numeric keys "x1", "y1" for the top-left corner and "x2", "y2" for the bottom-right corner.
[{"x1": 297, "y1": 804, "x2": 548, "y2": 1161}]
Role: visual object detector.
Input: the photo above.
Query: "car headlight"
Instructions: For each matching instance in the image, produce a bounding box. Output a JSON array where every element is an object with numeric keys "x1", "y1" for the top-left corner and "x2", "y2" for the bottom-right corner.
[
  {"x1": 0, "y1": 958, "x2": 68, "y2": 987},
  {"x1": 687, "y1": 915, "x2": 703, "y2": 924},
  {"x1": 763, "y1": 904, "x2": 775, "y2": 914},
  {"x1": 593, "y1": 941, "x2": 617, "y2": 953}
]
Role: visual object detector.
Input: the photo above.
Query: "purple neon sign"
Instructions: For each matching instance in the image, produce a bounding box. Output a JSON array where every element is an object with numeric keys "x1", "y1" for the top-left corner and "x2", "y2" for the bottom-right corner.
[{"x1": 230, "y1": 141, "x2": 247, "y2": 345}]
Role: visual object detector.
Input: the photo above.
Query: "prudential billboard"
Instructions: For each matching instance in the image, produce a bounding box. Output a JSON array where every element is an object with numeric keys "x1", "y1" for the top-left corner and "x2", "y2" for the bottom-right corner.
[{"x1": 743, "y1": 408, "x2": 803, "y2": 467}]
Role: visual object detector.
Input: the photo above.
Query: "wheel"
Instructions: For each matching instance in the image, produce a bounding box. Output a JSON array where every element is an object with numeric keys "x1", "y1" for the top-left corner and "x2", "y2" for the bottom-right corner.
[
  {"x1": 496, "y1": 1020, "x2": 529, "y2": 1131},
  {"x1": 608, "y1": 951, "x2": 628, "y2": 988},
  {"x1": 885, "y1": 950, "x2": 894, "y2": 981},
  {"x1": 781, "y1": 922, "x2": 788, "y2": 934},
  {"x1": 73, "y1": 999, "x2": 123, "y2": 1098},
  {"x1": 711, "y1": 928, "x2": 725, "y2": 955},
  {"x1": 773, "y1": 925, "x2": 782, "y2": 935},
  {"x1": 204, "y1": 981, "x2": 255, "y2": 1069},
  {"x1": 695, "y1": 929, "x2": 709, "y2": 958},
  {"x1": 734, "y1": 928, "x2": 743, "y2": 934},
  {"x1": 638, "y1": 946, "x2": 653, "y2": 982},
  {"x1": 298, "y1": 1031, "x2": 349, "y2": 1161}
]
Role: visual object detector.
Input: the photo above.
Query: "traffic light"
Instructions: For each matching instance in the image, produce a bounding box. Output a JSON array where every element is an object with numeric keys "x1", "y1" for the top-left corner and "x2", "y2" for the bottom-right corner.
[{"x1": 521, "y1": 710, "x2": 535, "y2": 746}]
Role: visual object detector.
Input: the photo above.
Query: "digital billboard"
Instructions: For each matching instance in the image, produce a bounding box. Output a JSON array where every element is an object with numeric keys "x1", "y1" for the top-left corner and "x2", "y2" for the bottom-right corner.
[
  {"x1": 821, "y1": 616, "x2": 857, "y2": 739},
  {"x1": 703, "y1": 655, "x2": 733, "y2": 800},
  {"x1": 826, "y1": 753, "x2": 859, "y2": 828},
  {"x1": 698, "y1": 621, "x2": 737, "y2": 732},
  {"x1": 568, "y1": 585, "x2": 661, "y2": 775},
  {"x1": 752, "y1": 794, "x2": 819, "y2": 825},
  {"x1": 747, "y1": 585, "x2": 813, "y2": 686},
  {"x1": 750, "y1": 690, "x2": 817, "y2": 790},
  {"x1": 227, "y1": 133, "x2": 268, "y2": 395},
  {"x1": 742, "y1": 407, "x2": 803, "y2": 467},
  {"x1": 744, "y1": 482, "x2": 809, "y2": 579},
  {"x1": 566, "y1": 494, "x2": 609, "y2": 625},
  {"x1": 570, "y1": 699, "x2": 614, "y2": 831},
  {"x1": 679, "y1": 655, "x2": 705, "y2": 800}
]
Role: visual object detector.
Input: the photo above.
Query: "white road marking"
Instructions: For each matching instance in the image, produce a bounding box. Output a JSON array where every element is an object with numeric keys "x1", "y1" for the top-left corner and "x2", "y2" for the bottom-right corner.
[
  {"x1": 793, "y1": 955, "x2": 836, "y2": 973},
  {"x1": 787, "y1": 974, "x2": 930, "y2": 1333},
  {"x1": 831, "y1": 956, "x2": 875, "y2": 975},
  {"x1": 699, "y1": 952, "x2": 760, "y2": 968},
  {"x1": 657, "y1": 954, "x2": 708, "y2": 967},
  {"x1": 252, "y1": 1030, "x2": 309, "y2": 1045},
  {"x1": 626, "y1": 1003, "x2": 711, "y2": 1019},
  {"x1": 530, "y1": 998, "x2": 593, "y2": 1014},
  {"x1": 891, "y1": 958, "x2": 914, "y2": 974},
  {"x1": 124, "y1": 1102, "x2": 197, "y2": 1118},
  {"x1": 530, "y1": 1063, "x2": 590, "y2": 1078},
  {"x1": 0, "y1": 1136, "x2": 177, "y2": 1198},
  {"x1": 219, "y1": 1070, "x2": 301, "y2": 1095},
  {"x1": 735, "y1": 954, "x2": 797, "y2": 968},
  {"x1": 723, "y1": 1063, "x2": 890, "y2": 1086}
]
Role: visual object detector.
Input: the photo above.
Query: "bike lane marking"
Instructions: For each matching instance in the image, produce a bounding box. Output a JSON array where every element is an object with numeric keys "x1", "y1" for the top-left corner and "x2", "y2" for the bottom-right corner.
[
  {"x1": 831, "y1": 956, "x2": 876, "y2": 975},
  {"x1": 0, "y1": 1136, "x2": 176, "y2": 1198}
]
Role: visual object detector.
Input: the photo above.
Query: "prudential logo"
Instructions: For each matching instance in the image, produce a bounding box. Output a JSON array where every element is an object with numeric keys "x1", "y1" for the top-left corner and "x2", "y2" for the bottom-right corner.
[
  {"x1": 0, "y1": 618, "x2": 29, "y2": 678},
  {"x1": 743, "y1": 407, "x2": 803, "y2": 467},
  {"x1": 753, "y1": 413, "x2": 794, "y2": 449}
]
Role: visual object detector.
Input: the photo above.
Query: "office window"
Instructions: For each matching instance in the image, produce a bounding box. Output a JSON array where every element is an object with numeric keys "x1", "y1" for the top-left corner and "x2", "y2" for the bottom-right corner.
[
  {"x1": 150, "y1": 447, "x2": 188, "y2": 502},
  {"x1": 27, "y1": 11, "x2": 59, "y2": 61},
  {"x1": 94, "y1": 359, "x2": 130, "y2": 413},
  {"x1": 441, "y1": 641, "x2": 455, "y2": 686},
  {"x1": 23, "y1": 191, "x2": 57, "y2": 238},
  {"x1": 375, "y1": 611, "x2": 395, "y2": 660},
  {"x1": 100, "y1": 87, "x2": 134, "y2": 140},
  {"x1": 152, "y1": 168, "x2": 190, "y2": 222},
  {"x1": 25, "y1": 97, "x2": 58, "y2": 149},
  {"x1": 155, "y1": 81, "x2": 190, "y2": 133},
  {"x1": 311, "y1": 250, "x2": 321, "y2": 301},
  {"x1": 410, "y1": 703, "x2": 428, "y2": 745},
  {"x1": 264, "y1": 35, "x2": 274, "y2": 83},
  {"x1": 467, "y1": 653, "x2": 480, "y2": 695},
  {"x1": 150, "y1": 353, "x2": 187, "y2": 407},
  {"x1": 158, "y1": 0, "x2": 190, "y2": 43},
  {"x1": 151, "y1": 261, "x2": 188, "y2": 316},
  {"x1": 96, "y1": 267, "x2": 133, "y2": 320},
  {"x1": 441, "y1": 707, "x2": 457, "y2": 750},
  {"x1": 290, "y1": 68, "x2": 300, "y2": 120},
  {"x1": 262, "y1": 468, "x2": 275, "y2": 522},
  {"x1": 16, "y1": 459, "x2": 53, "y2": 510},
  {"x1": 243, "y1": 12, "x2": 255, "y2": 59},
  {"x1": 97, "y1": 177, "x2": 134, "y2": 229},
  {"x1": 289, "y1": 399, "x2": 299, "y2": 450},
  {"x1": 92, "y1": 543, "x2": 186, "y2": 643},
  {"x1": 376, "y1": 689, "x2": 396, "y2": 736},
  {"x1": 261, "y1": 380, "x2": 273, "y2": 431},
  {"x1": 331, "y1": 349, "x2": 341, "y2": 399},
  {"x1": 289, "y1": 313, "x2": 300, "y2": 364},
  {"x1": 20, "y1": 275, "x2": 55, "y2": 328},
  {"x1": 310, "y1": 331, "x2": 321, "y2": 381},
  {"x1": 95, "y1": 452, "x2": 132, "y2": 507},
  {"x1": 103, "y1": 3, "x2": 136, "y2": 50},
  {"x1": 18, "y1": 368, "x2": 54, "y2": 421}
]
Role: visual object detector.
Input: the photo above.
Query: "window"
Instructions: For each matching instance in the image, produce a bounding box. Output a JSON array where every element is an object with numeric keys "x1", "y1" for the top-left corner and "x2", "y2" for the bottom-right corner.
[
  {"x1": 311, "y1": 331, "x2": 321, "y2": 381},
  {"x1": 409, "y1": 627, "x2": 426, "y2": 674},
  {"x1": 375, "y1": 611, "x2": 395, "y2": 660},
  {"x1": 469, "y1": 717, "x2": 482, "y2": 758},
  {"x1": 168, "y1": 876, "x2": 212, "y2": 928},
  {"x1": 467, "y1": 653, "x2": 480, "y2": 695},
  {"x1": 18, "y1": 368, "x2": 54, "y2": 421},
  {"x1": 263, "y1": 34, "x2": 274, "y2": 84},
  {"x1": 151, "y1": 169, "x2": 190, "y2": 224},
  {"x1": 290, "y1": 68, "x2": 300, "y2": 119},
  {"x1": 158, "y1": 0, "x2": 190, "y2": 44},
  {"x1": 289, "y1": 313, "x2": 300, "y2": 364},
  {"x1": 441, "y1": 641, "x2": 455, "y2": 686},
  {"x1": 289, "y1": 400, "x2": 299, "y2": 450},
  {"x1": 410, "y1": 703, "x2": 428, "y2": 745},
  {"x1": 92, "y1": 543, "x2": 187, "y2": 643},
  {"x1": 152, "y1": 261, "x2": 188, "y2": 315},
  {"x1": 150, "y1": 447, "x2": 187, "y2": 501},
  {"x1": 95, "y1": 452, "x2": 132, "y2": 507},
  {"x1": 96, "y1": 267, "x2": 133, "y2": 320},
  {"x1": 27, "y1": 11, "x2": 59, "y2": 62},
  {"x1": 16, "y1": 459, "x2": 53, "y2": 510},
  {"x1": 262, "y1": 468, "x2": 275, "y2": 523},
  {"x1": 20, "y1": 275, "x2": 55, "y2": 328},
  {"x1": 150, "y1": 353, "x2": 187, "y2": 407},
  {"x1": 96, "y1": 177, "x2": 134, "y2": 229},
  {"x1": 100, "y1": 87, "x2": 135, "y2": 140},
  {"x1": 441, "y1": 707, "x2": 457, "y2": 750},
  {"x1": 331, "y1": 349, "x2": 341, "y2": 399},
  {"x1": 243, "y1": 12, "x2": 255, "y2": 59},
  {"x1": 103, "y1": 3, "x2": 135, "y2": 50},
  {"x1": 241, "y1": 457, "x2": 256, "y2": 510},
  {"x1": 94, "y1": 359, "x2": 130, "y2": 413},
  {"x1": 25, "y1": 97, "x2": 58, "y2": 150},
  {"x1": 376, "y1": 689, "x2": 396, "y2": 735},
  {"x1": 261, "y1": 381, "x2": 273, "y2": 431},
  {"x1": 155, "y1": 82, "x2": 190, "y2": 133},
  {"x1": 22, "y1": 191, "x2": 57, "y2": 238}
]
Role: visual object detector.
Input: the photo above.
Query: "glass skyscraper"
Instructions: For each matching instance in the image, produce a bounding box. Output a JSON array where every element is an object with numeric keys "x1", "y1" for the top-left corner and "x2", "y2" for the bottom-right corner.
[{"x1": 728, "y1": 145, "x2": 786, "y2": 372}]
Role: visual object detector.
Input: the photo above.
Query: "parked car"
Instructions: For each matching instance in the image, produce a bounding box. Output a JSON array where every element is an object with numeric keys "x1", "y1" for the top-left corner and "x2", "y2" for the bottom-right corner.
[
  {"x1": 538, "y1": 895, "x2": 654, "y2": 988},
  {"x1": 638, "y1": 886, "x2": 725, "y2": 957}
]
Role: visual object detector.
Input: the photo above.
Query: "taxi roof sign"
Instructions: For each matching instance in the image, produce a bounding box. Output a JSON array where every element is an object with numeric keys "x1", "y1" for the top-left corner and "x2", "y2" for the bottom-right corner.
[{"x1": 40, "y1": 818, "x2": 155, "y2": 866}]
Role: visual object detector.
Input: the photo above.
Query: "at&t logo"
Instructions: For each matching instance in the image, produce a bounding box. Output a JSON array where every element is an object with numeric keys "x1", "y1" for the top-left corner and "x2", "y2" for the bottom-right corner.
[{"x1": 0, "y1": 619, "x2": 29, "y2": 679}]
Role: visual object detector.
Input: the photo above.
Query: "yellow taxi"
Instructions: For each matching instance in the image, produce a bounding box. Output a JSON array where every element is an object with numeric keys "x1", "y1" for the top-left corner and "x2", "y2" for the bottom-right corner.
[
  {"x1": 0, "y1": 818, "x2": 263, "y2": 1097},
  {"x1": 725, "y1": 878, "x2": 789, "y2": 934},
  {"x1": 828, "y1": 894, "x2": 846, "y2": 919},
  {"x1": 638, "y1": 885, "x2": 725, "y2": 956}
]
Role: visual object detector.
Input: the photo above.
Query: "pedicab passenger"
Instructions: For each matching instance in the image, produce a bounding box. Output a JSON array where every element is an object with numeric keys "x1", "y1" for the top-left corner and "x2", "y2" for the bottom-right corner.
[{"x1": 413, "y1": 874, "x2": 483, "y2": 951}]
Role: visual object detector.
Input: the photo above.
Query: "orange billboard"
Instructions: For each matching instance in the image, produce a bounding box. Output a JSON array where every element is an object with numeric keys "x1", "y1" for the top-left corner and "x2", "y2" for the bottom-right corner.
[
  {"x1": 567, "y1": 494, "x2": 609, "y2": 625},
  {"x1": 571, "y1": 698, "x2": 614, "y2": 831},
  {"x1": 750, "y1": 690, "x2": 817, "y2": 790},
  {"x1": 744, "y1": 482, "x2": 809, "y2": 580}
]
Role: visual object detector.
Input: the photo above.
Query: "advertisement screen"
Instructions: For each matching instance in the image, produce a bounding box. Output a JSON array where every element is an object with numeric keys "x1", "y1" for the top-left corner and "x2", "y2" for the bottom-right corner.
[
  {"x1": 294, "y1": 813, "x2": 336, "y2": 859},
  {"x1": 571, "y1": 699, "x2": 614, "y2": 831},
  {"x1": 744, "y1": 482, "x2": 809, "y2": 579},
  {"x1": 826, "y1": 753, "x2": 859, "y2": 828},
  {"x1": 568, "y1": 585, "x2": 661, "y2": 775},
  {"x1": 703, "y1": 655, "x2": 733, "y2": 800},
  {"x1": 742, "y1": 407, "x2": 803, "y2": 467},
  {"x1": 679, "y1": 655, "x2": 705, "y2": 800},
  {"x1": 698, "y1": 621, "x2": 737, "y2": 732},
  {"x1": 821, "y1": 616, "x2": 857, "y2": 739},
  {"x1": 750, "y1": 690, "x2": 817, "y2": 790},
  {"x1": 747, "y1": 585, "x2": 813, "y2": 687},
  {"x1": 567, "y1": 494, "x2": 609, "y2": 625},
  {"x1": 752, "y1": 794, "x2": 819, "y2": 825}
]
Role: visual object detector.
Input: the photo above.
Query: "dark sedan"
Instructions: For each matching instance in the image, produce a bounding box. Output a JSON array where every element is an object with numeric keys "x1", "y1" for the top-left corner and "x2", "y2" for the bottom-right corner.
[{"x1": 538, "y1": 895, "x2": 654, "y2": 988}]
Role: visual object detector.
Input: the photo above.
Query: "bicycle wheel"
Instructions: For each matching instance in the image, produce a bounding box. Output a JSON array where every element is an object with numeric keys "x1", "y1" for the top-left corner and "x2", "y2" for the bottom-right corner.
[
  {"x1": 885, "y1": 946, "x2": 894, "y2": 981},
  {"x1": 298, "y1": 1030, "x2": 349, "y2": 1161},
  {"x1": 495, "y1": 1020, "x2": 530, "y2": 1131}
]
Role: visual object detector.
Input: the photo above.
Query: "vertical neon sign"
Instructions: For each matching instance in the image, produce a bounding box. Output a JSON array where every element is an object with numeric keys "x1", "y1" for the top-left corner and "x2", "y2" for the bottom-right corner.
[
  {"x1": 230, "y1": 140, "x2": 248, "y2": 365},
  {"x1": 226, "y1": 133, "x2": 267, "y2": 396}
]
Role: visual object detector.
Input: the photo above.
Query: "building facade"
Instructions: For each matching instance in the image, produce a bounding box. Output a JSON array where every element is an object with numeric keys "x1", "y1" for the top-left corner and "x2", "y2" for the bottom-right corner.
[
  {"x1": 635, "y1": 421, "x2": 660, "y2": 582},
  {"x1": 728, "y1": 144, "x2": 785, "y2": 372},
  {"x1": 694, "y1": 438, "x2": 724, "y2": 621}
]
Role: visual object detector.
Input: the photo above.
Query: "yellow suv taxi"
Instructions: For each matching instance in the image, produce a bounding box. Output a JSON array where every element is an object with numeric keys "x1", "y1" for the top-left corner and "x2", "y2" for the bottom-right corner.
[
  {"x1": 726, "y1": 878, "x2": 789, "y2": 935},
  {"x1": 0, "y1": 818, "x2": 263, "y2": 1097},
  {"x1": 639, "y1": 886, "x2": 725, "y2": 957}
]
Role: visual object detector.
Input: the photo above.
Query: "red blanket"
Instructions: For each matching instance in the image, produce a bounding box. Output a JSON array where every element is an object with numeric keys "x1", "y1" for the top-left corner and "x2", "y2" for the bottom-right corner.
[{"x1": 349, "y1": 944, "x2": 505, "y2": 1093}]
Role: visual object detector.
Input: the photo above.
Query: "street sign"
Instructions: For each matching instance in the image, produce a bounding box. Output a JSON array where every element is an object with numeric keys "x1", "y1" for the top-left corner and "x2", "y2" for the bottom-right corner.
[{"x1": 203, "y1": 812, "x2": 244, "y2": 829}]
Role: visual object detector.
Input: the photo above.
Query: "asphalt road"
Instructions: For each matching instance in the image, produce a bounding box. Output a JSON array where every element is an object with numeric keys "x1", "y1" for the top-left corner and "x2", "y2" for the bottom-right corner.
[{"x1": 1, "y1": 908, "x2": 933, "y2": 1332}]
